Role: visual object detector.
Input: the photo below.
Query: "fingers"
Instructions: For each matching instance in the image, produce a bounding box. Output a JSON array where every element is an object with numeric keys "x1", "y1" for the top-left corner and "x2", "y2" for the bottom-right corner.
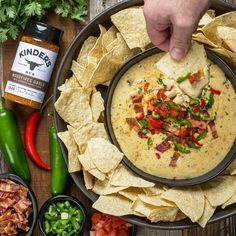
[
  {"x1": 145, "y1": 22, "x2": 170, "y2": 51},
  {"x1": 169, "y1": 18, "x2": 196, "y2": 60}
]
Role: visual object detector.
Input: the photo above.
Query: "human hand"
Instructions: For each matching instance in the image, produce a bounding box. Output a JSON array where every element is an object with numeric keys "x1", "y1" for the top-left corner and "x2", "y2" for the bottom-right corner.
[{"x1": 143, "y1": 0, "x2": 211, "y2": 60}]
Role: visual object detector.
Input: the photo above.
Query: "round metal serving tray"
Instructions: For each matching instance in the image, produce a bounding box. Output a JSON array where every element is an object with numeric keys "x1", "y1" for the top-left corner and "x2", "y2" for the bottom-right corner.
[
  {"x1": 104, "y1": 47, "x2": 236, "y2": 187},
  {"x1": 53, "y1": 0, "x2": 236, "y2": 230}
]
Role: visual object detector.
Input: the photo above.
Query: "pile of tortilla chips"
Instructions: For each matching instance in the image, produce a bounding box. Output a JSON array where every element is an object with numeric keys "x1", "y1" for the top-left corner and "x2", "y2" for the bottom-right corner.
[
  {"x1": 193, "y1": 10, "x2": 236, "y2": 69},
  {"x1": 55, "y1": 7, "x2": 236, "y2": 228}
]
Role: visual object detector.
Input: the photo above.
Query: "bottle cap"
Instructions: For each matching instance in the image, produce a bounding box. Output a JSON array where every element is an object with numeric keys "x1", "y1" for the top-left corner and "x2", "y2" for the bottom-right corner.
[{"x1": 24, "y1": 20, "x2": 63, "y2": 46}]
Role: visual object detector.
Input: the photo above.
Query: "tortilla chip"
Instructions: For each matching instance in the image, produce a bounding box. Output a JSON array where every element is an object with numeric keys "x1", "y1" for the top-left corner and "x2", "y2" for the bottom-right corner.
[
  {"x1": 175, "y1": 211, "x2": 187, "y2": 221},
  {"x1": 192, "y1": 32, "x2": 219, "y2": 48},
  {"x1": 57, "y1": 75, "x2": 81, "y2": 92},
  {"x1": 119, "y1": 187, "x2": 145, "y2": 201},
  {"x1": 57, "y1": 130, "x2": 81, "y2": 172},
  {"x1": 102, "y1": 25, "x2": 118, "y2": 53},
  {"x1": 199, "y1": 12, "x2": 214, "y2": 26},
  {"x1": 142, "y1": 186, "x2": 165, "y2": 195},
  {"x1": 77, "y1": 36, "x2": 97, "y2": 66},
  {"x1": 222, "y1": 190, "x2": 236, "y2": 209},
  {"x1": 197, "y1": 198, "x2": 216, "y2": 228},
  {"x1": 109, "y1": 33, "x2": 136, "y2": 65},
  {"x1": 71, "y1": 60, "x2": 85, "y2": 85},
  {"x1": 202, "y1": 11, "x2": 236, "y2": 48},
  {"x1": 110, "y1": 164, "x2": 154, "y2": 188},
  {"x1": 156, "y1": 42, "x2": 208, "y2": 80},
  {"x1": 90, "y1": 91, "x2": 104, "y2": 122},
  {"x1": 148, "y1": 207, "x2": 179, "y2": 223},
  {"x1": 55, "y1": 88, "x2": 92, "y2": 128},
  {"x1": 202, "y1": 176, "x2": 236, "y2": 207},
  {"x1": 83, "y1": 168, "x2": 94, "y2": 190},
  {"x1": 161, "y1": 186, "x2": 205, "y2": 222},
  {"x1": 88, "y1": 25, "x2": 107, "y2": 65},
  {"x1": 93, "y1": 194, "x2": 133, "y2": 216},
  {"x1": 138, "y1": 194, "x2": 175, "y2": 207},
  {"x1": 89, "y1": 169, "x2": 106, "y2": 181},
  {"x1": 88, "y1": 138, "x2": 123, "y2": 173},
  {"x1": 217, "y1": 26, "x2": 236, "y2": 52},
  {"x1": 131, "y1": 198, "x2": 178, "y2": 222},
  {"x1": 93, "y1": 178, "x2": 127, "y2": 195},
  {"x1": 111, "y1": 7, "x2": 151, "y2": 49},
  {"x1": 88, "y1": 49, "x2": 120, "y2": 87},
  {"x1": 229, "y1": 159, "x2": 236, "y2": 175},
  {"x1": 70, "y1": 122, "x2": 107, "y2": 154},
  {"x1": 78, "y1": 153, "x2": 95, "y2": 171}
]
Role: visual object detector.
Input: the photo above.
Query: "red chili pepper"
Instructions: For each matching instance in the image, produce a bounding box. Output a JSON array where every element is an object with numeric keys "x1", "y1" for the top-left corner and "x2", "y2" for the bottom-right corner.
[
  {"x1": 210, "y1": 87, "x2": 221, "y2": 95},
  {"x1": 144, "y1": 82, "x2": 150, "y2": 92},
  {"x1": 155, "y1": 153, "x2": 161, "y2": 159},
  {"x1": 191, "y1": 132, "x2": 203, "y2": 146},
  {"x1": 200, "y1": 98, "x2": 206, "y2": 109},
  {"x1": 136, "y1": 112, "x2": 144, "y2": 121},
  {"x1": 24, "y1": 96, "x2": 52, "y2": 170}
]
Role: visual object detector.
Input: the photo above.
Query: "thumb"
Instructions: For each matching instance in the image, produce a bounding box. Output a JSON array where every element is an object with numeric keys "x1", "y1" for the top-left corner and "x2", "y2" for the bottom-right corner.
[{"x1": 169, "y1": 22, "x2": 193, "y2": 61}]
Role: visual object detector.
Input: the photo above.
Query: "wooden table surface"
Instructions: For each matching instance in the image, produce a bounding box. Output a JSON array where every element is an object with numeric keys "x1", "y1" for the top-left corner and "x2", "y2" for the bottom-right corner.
[{"x1": 1, "y1": 0, "x2": 236, "y2": 235}]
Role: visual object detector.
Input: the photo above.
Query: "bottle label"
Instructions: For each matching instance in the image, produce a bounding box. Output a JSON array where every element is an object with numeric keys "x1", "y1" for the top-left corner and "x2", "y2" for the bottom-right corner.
[{"x1": 5, "y1": 41, "x2": 58, "y2": 103}]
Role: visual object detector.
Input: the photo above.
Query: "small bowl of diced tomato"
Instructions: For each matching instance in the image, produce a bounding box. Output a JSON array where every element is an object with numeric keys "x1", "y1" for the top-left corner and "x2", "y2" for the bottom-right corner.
[
  {"x1": 87, "y1": 209, "x2": 137, "y2": 236},
  {"x1": 38, "y1": 195, "x2": 87, "y2": 236}
]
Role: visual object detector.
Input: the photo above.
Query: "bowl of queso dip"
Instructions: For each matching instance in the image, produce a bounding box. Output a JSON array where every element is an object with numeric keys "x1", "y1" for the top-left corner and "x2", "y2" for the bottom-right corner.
[{"x1": 105, "y1": 47, "x2": 236, "y2": 186}]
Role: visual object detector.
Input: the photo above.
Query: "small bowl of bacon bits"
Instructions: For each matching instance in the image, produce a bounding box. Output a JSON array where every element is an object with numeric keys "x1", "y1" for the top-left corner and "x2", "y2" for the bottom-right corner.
[
  {"x1": 0, "y1": 173, "x2": 38, "y2": 236},
  {"x1": 87, "y1": 209, "x2": 137, "y2": 236}
]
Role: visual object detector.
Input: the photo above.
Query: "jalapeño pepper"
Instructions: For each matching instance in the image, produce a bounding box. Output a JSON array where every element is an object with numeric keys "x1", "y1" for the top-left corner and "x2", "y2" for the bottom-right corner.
[
  {"x1": 0, "y1": 101, "x2": 31, "y2": 181},
  {"x1": 49, "y1": 116, "x2": 68, "y2": 195}
]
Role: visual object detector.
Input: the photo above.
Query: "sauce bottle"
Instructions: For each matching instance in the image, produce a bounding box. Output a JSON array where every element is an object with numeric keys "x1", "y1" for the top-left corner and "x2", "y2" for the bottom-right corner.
[{"x1": 4, "y1": 20, "x2": 63, "y2": 109}]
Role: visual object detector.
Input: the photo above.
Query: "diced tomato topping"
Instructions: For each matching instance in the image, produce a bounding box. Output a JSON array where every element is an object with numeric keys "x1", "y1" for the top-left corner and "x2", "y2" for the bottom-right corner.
[
  {"x1": 155, "y1": 153, "x2": 161, "y2": 159},
  {"x1": 210, "y1": 87, "x2": 221, "y2": 95},
  {"x1": 144, "y1": 82, "x2": 150, "y2": 92},
  {"x1": 117, "y1": 229, "x2": 129, "y2": 236},
  {"x1": 148, "y1": 101, "x2": 155, "y2": 111},
  {"x1": 177, "y1": 128, "x2": 190, "y2": 137},
  {"x1": 148, "y1": 116, "x2": 164, "y2": 129},
  {"x1": 154, "y1": 104, "x2": 168, "y2": 118},
  {"x1": 193, "y1": 106, "x2": 200, "y2": 113},
  {"x1": 156, "y1": 89, "x2": 166, "y2": 100},
  {"x1": 95, "y1": 228, "x2": 106, "y2": 236},
  {"x1": 91, "y1": 212, "x2": 102, "y2": 224},
  {"x1": 188, "y1": 75, "x2": 195, "y2": 84},
  {"x1": 136, "y1": 112, "x2": 144, "y2": 121},
  {"x1": 200, "y1": 98, "x2": 206, "y2": 109},
  {"x1": 169, "y1": 109, "x2": 179, "y2": 117},
  {"x1": 90, "y1": 212, "x2": 132, "y2": 236}
]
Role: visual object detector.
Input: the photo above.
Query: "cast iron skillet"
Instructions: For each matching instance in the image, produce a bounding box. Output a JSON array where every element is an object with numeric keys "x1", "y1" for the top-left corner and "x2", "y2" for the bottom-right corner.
[
  {"x1": 0, "y1": 173, "x2": 38, "y2": 235},
  {"x1": 104, "y1": 47, "x2": 236, "y2": 187},
  {"x1": 53, "y1": 0, "x2": 236, "y2": 230}
]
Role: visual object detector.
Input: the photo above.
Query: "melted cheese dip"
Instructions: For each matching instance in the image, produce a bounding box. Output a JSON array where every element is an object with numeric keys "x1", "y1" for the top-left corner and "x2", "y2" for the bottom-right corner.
[{"x1": 111, "y1": 54, "x2": 236, "y2": 179}]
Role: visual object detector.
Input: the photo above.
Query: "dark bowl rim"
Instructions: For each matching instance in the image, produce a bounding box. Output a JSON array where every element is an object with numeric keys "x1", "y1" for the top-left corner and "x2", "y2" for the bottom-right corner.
[
  {"x1": 38, "y1": 194, "x2": 87, "y2": 236},
  {"x1": 52, "y1": 0, "x2": 236, "y2": 230},
  {"x1": 104, "y1": 46, "x2": 236, "y2": 187},
  {"x1": 0, "y1": 172, "x2": 38, "y2": 236}
]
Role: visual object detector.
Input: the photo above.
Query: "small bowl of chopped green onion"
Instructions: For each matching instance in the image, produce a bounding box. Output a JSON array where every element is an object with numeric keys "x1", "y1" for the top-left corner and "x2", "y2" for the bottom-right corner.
[{"x1": 38, "y1": 195, "x2": 87, "y2": 236}]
